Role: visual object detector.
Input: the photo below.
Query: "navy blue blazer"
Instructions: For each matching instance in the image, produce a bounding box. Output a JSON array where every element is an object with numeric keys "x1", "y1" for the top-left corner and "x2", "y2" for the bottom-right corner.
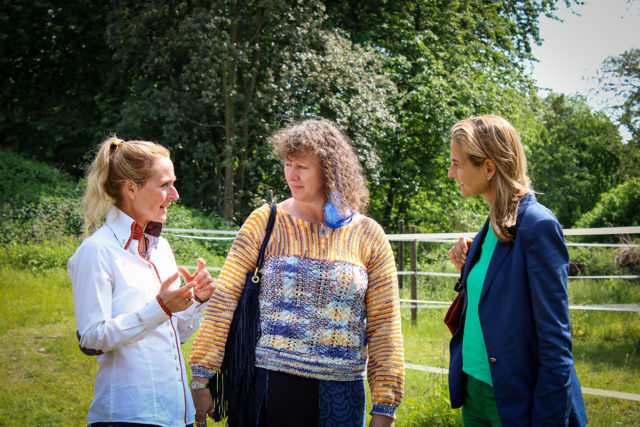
[{"x1": 448, "y1": 193, "x2": 588, "y2": 426}]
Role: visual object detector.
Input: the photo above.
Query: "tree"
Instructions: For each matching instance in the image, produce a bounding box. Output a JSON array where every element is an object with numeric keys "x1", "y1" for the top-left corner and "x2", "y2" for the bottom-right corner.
[
  {"x1": 600, "y1": 48, "x2": 640, "y2": 182},
  {"x1": 0, "y1": 0, "x2": 115, "y2": 174},
  {"x1": 601, "y1": 48, "x2": 640, "y2": 144},
  {"x1": 106, "y1": 1, "x2": 396, "y2": 222},
  {"x1": 323, "y1": 0, "x2": 568, "y2": 230},
  {"x1": 528, "y1": 93, "x2": 623, "y2": 227}
]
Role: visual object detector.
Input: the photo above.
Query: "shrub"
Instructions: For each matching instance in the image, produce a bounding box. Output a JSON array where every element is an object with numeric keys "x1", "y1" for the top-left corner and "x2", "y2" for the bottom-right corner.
[
  {"x1": 0, "y1": 237, "x2": 80, "y2": 272},
  {"x1": 575, "y1": 177, "x2": 640, "y2": 230},
  {"x1": 0, "y1": 150, "x2": 82, "y2": 204},
  {"x1": 1, "y1": 150, "x2": 85, "y2": 243}
]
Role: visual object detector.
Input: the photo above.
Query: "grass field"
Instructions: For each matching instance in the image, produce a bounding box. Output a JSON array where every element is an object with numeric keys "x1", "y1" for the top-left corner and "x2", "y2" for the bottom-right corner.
[{"x1": 1, "y1": 267, "x2": 638, "y2": 426}]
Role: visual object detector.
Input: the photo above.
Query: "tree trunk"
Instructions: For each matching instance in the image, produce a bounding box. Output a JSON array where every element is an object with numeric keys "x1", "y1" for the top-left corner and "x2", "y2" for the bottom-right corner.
[{"x1": 221, "y1": 0, "x2": 240, "y2": 220}]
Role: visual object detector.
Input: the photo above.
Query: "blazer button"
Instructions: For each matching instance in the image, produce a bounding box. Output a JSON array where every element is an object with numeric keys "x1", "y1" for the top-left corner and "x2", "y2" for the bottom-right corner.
[{"x1": 489, "y1": 357, "x2": 497, "y2": 364}]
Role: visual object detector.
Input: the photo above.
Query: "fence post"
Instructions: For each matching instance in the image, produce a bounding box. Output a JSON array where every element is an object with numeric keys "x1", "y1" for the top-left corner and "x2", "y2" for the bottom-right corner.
[
  {"x1": 398, "y1": 220, "x2": 404, "y2": 289},
  {"x1": 266, "y1": 190, "x2": 273, "y2": 203},
  {"x1": 409, "y1": 224, "x2": 418, "y2": 325}
]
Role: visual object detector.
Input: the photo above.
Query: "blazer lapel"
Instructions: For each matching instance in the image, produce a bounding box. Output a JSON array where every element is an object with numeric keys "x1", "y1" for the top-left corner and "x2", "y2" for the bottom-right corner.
[
  {"x1": 478, "y1": 193, "x2": 536, "y2": 302},
  {"x1": 479, "y1": 239, "x2": 512, "y2": 302}
]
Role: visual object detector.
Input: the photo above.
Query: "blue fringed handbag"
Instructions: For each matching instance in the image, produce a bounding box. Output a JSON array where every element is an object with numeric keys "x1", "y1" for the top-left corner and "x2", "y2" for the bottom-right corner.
[{"x1": 210, "y1": 202, "x2": 277, "y2": 426}]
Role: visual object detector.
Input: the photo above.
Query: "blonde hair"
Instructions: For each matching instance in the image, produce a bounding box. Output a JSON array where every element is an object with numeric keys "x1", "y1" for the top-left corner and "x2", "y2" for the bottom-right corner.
[
  {"x1": 82, "y1": 136, "x2": 170, "y2": 236},
  {"x1": 450, "y1": 115, "x2": 531, "y2": 242},
  {"x1": 270, "y1": 118, "x2": 369, "y2": 214}
]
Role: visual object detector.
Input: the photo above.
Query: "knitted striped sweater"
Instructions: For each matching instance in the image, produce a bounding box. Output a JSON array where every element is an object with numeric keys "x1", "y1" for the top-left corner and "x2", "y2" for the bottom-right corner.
[{"x1": 189, "y1": 204, "x2": 404, "y2": 417}]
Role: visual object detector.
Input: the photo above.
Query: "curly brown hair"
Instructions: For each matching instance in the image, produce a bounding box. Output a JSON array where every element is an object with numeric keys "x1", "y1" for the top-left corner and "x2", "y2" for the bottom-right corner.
[{"x1": 270, "y1": 118, "x2": 369, "y2": 214}]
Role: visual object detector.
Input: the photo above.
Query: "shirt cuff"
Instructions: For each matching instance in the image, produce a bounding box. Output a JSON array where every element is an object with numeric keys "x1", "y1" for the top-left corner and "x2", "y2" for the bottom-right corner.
[
  {"x1": 136, "y1": 296, "x2": 171, "y2": 326},
  {"x1": 371, "y1": 403, "x2": 398, "y2": 419}
]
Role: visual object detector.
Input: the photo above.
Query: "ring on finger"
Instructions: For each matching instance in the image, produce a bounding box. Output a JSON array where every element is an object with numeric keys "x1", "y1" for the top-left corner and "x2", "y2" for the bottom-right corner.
[{"x1": 185, "y1": 296, "x2": 191, "y2": 303}]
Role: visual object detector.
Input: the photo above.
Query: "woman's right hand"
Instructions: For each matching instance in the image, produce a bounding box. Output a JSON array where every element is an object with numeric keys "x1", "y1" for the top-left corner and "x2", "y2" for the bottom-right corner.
[
  {"x1": 158, "y1": 272, "x2": 196, "y2": 313},
  {"x1": 448, "y1": 237, "x2": 473, "y2": 273},
  {"x1": 191, "y1": 377, "x2": 215, "y2": 424}
]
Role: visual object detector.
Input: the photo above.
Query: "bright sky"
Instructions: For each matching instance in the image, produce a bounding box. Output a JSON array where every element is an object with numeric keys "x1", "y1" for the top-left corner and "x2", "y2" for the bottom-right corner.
[{"x1": 530, "y1": 0, "x2": 640, "y2": 138}]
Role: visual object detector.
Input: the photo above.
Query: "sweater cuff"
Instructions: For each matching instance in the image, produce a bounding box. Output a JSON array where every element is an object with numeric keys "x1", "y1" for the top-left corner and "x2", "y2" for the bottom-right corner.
[
  {"x1": 371, "y1": 403, "x2": 398, "y2": 419},
  {"x1": 190, "y1": 365, "x2": 218, "y2": 379}
]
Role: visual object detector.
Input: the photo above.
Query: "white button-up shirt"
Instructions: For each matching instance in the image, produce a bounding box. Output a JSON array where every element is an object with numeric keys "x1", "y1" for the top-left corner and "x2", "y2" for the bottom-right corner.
[{"x1": 68, "y1": 207, "x2": 206, "y2": 426}]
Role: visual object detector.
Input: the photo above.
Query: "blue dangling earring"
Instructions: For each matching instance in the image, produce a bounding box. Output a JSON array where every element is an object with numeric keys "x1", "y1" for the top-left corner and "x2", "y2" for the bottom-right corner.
[{"x1": 324, "y1": 190, "x2": 354, "y2": 229}]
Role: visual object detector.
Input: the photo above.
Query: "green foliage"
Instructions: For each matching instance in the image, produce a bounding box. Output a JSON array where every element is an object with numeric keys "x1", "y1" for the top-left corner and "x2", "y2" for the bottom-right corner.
[
  {"x1": 3, "y1": 0, "x2": 585, "y2": 231},
  {"x1": 0, "y1": 236, "x2": 80, "y2": 272},
  {"x1": 400, "y1": 385, "x2": 461, "y2": 426},
  {"x1": 529, "y1": 93, "x2": 624, "y2": 227},
  {"x1": 104, "y1": 0, "x2": 399, "y2": 222},
  {"x1": 324, "y1": 0, "x2": 553, "y2": 230},
  {"x1": 569, "y1": 278, "x2": 640, "y2": 306},
  {"x1": 575, "y1": 177, "x2": 640, "y2": 229},
  {"x1": 0, "y1": 149, "x2": 82, "y2": 204},
  {"x1": 0, "y1": 150, "x2": 85, "y2": 254}
]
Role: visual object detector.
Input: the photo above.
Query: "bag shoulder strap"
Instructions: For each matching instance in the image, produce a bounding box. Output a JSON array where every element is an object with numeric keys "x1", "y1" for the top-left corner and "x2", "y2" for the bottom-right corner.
[{"x1": 251, "y1": 202, "x2": 277, "y2": 282}]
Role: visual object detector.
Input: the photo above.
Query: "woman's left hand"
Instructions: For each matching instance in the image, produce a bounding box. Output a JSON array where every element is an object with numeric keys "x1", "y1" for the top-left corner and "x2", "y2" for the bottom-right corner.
[
  {"x1": 178, "y1": 258, "x2": 215, "y2": 303},
  {"x1": 448, "y1": 236, "x2": 473, "y2": 273},
  {"x1": 369, "y1": 414, "x2": 394, "y2": 427}
]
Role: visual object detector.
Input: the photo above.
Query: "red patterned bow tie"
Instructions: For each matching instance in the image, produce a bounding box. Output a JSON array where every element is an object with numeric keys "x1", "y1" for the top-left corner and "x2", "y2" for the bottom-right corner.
[
  {"x1": 130, "y1": 222, "x2": 145, "y2": 242},
  {"x1": 125, "y1": 222, "x2": 148, "y2": 258}
]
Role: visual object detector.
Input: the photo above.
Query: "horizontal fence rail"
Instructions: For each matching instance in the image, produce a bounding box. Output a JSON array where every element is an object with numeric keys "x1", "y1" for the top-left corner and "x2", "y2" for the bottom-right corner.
[
  {"x1": 172, "y1": 224, "x2": 639, "y2": 317},
  {"x1": 399, "y1": 300, "x2": 640, "y2": 312},
  {"x1": 404, "y1": 364, "x2": 640, "y2": 402},
  {"x1": 385, "y1": 225, "x2": 640, "y2": 242},
  {"x1": 165, "y1": 226, "x2": 640, "y2": 247}
]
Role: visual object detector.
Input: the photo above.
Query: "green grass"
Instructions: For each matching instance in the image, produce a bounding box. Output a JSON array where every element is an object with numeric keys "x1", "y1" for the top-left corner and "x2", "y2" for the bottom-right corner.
[{"x1": 1, "y1": 267, "x2": 638, "y2": 426}]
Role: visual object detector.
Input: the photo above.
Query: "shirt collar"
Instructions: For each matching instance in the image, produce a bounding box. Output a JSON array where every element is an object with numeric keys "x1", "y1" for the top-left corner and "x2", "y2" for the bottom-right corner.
[{"x1": 105, "y1": 206, "x2": 164, "y2": 249}]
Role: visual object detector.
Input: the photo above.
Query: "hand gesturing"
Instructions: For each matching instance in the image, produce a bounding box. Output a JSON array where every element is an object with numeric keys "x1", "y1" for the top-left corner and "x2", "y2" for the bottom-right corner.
[
  {"x1": 157, "y1": 272, "x2": 196, "y2": 313},
  {"x1": 178, "y1": 258, "x2": 216, "y2": 304}
]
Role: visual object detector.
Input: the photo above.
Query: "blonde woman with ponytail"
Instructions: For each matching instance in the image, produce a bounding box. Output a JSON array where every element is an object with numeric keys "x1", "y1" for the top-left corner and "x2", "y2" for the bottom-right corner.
[
  {"x1": 445, "y1": 116, "x2": 588, "y2": 426},
  {"x1": 68, "y1": 136, "x2": 215, "y2": 427}
]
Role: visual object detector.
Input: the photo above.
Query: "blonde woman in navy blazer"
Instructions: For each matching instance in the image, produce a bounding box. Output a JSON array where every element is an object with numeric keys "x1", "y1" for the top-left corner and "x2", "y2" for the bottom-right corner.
[{"x1": 446, "y1": 115, "x2": 588, "y2": 426}]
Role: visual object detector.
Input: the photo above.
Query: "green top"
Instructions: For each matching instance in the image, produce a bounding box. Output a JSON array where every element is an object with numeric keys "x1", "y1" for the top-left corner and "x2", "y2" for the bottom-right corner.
[{"x1": 462, "y1": 225, "x2": 498, "y2": 386}]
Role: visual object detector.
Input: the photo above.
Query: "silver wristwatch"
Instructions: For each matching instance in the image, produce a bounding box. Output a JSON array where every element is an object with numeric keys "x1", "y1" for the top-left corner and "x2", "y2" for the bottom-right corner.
[{"x1": 190, "y1": 379, "x2": 209, "y2": 390}]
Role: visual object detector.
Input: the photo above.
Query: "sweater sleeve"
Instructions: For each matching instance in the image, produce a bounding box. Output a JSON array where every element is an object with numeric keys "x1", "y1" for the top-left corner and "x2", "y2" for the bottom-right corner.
[
  {"x1": 364, "y1": 220, "x2": 405, "y2": 418},
  {"x1": 189, "y1": 204, "x2": 271, "y2": 377}
]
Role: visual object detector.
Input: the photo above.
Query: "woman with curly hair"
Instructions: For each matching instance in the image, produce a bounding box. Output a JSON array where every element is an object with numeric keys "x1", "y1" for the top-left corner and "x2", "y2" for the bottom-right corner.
[{"x1": 189, "y1": 119, "x2": 404, "y2": 427}]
